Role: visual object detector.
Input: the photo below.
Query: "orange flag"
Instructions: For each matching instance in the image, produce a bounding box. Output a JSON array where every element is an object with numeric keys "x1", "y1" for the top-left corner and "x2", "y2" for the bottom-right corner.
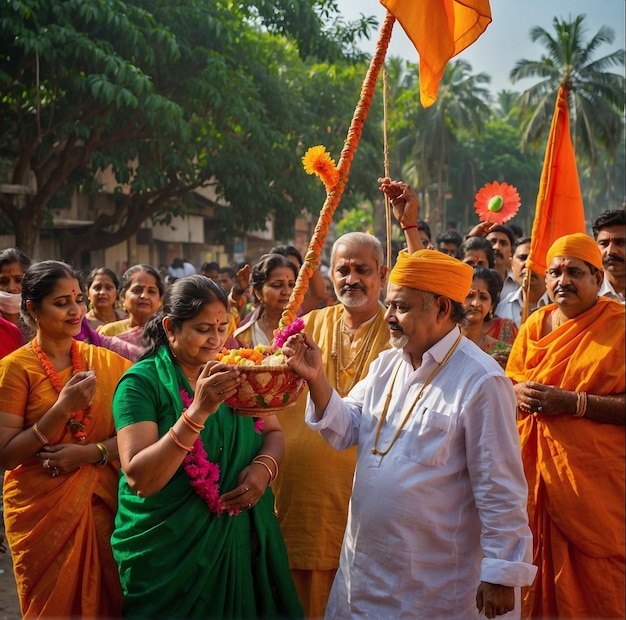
[
  {"x1": 526, "y1": 85, "x2": 586, "y2": 277},
  {"x1": 379, "y1": 0, "x2": 492, "y2": 107}
]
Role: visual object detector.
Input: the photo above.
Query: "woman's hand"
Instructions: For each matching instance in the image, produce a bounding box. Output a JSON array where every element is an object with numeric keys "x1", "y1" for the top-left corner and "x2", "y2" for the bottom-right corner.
[
  {"x1": 235, "y1": 264, "x2": 251, "y2": 293},
  {"x1": 219, "y1": 463, "x2": 269, "y2": 513},
  {"x1": 38, "y1": 442, "x2": 95, "y2": 477},
  {"x1": 188, "y1": 362, "x2": 242, "y2": 418},
  {"x1": 57, "y1": 370, "x2": 96, "y2": 416}
]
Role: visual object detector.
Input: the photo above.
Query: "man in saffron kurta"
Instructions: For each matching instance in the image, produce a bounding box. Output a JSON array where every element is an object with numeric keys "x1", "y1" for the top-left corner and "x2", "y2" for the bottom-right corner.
[
  {"x1": 273, "y1": 232, "x2": 390, "y2": 618},
  {"x1": 506, "y1": 233, "x2": 625, "y2": 618}
]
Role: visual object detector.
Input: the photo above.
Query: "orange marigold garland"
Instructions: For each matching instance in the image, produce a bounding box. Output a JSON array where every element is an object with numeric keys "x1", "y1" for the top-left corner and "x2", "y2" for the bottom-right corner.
[
  {"x1": 32, "y1": 339, "x2": 92, "y2": 441},
  {"x1": 302, "y1": 145, "x2": 340, "y2": 191},
  {"x1": 474, "y1": 181, "x2": 521, "y2": 224},
  {"x1": 279, "y1": 11, "x2": 396, "y2": 333}
]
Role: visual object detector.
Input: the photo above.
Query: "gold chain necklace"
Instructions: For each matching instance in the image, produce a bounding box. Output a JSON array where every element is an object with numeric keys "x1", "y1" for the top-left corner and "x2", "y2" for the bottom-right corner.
[
  {"x1": 331, "y1": 310, "x2": 381, "y2": 397},
  {"x1": 371, "y1": 333, "x2": 463, "y2": 456}
]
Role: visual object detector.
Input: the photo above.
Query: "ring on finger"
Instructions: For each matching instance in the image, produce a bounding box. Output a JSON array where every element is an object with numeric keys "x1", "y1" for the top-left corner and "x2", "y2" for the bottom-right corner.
[
  {"x1": 43, "y1": 458, "x2": 50, "y2": 469},
  {"x1": 247, "y1": 502, "x2": 252, "y2": 509},
  {"x1": 51, "y1": 468, "x2": 60, "y2": 478}
]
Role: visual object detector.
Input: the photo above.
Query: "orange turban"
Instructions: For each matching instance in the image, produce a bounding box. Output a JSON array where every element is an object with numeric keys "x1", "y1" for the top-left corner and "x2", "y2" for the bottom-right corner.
[
  {"x1": 546, "y1": 233, "x2": 602, "y2": 271},
  {"x1": 389, "y1": 249, "x2": 473, "y2": 303}
]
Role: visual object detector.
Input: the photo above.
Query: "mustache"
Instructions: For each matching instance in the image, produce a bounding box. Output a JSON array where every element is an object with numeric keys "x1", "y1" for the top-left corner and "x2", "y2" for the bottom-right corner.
[
  {"x1": 603, "y1": 254, "x2": 624, "y2": 264},
  {"x1": 493, "y1": 250, "x2": 504, "y2": 260},
  {"x1": 388, "y1": 322, "x2": 404, "y2": 332},
  {"x1": 340, "y1": 284, "x2": 366, "y2": 294},
  {"x1": 554, "y1": 285, "x2": 576, "y2": 295}
]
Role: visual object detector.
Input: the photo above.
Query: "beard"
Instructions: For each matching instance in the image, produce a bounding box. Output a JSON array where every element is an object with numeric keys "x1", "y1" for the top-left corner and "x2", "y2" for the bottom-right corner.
[
  {"x1": 389, "y1": 331, "x2": 409, "y2": 349},
  {"x1": 336, "y1": 285, "x2": 369, "y2": 308}
]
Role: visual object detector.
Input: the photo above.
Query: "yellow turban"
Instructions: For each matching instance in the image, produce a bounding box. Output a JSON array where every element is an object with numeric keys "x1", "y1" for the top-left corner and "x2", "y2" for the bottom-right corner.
[
  {"x1": 546, "y1": 233, "x2": 602, "y2": 271},
  {"x1": 389, "y1": 249, "x2": 474, "y2": 303}
]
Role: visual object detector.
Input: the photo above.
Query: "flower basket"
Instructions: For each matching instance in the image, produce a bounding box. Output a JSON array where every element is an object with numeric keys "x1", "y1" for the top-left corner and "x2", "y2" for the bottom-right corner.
[{"x1": 225, "y1": 364, "x2": 305, "y2": 416}]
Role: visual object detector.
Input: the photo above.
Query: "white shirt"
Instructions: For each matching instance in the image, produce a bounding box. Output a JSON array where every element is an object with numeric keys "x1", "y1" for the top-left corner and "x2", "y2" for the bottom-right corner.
[
  {"x1": 599, "y1": 277, "x2": 625, "y2": 303},
  {"x1": 496, "y1": 287, "x2": 551, "y2": 327},
  {"x1": 306, "y1": 328, "x2": 536, "y2": 619},
  {"x1": 500, "y1": 269, "x2": 520, "y2": 300}
]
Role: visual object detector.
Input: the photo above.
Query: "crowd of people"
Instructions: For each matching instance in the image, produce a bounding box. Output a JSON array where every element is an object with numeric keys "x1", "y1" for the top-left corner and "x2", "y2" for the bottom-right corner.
[{"x1": 0, "y1": 179, "x2": 623, "y2": 619}]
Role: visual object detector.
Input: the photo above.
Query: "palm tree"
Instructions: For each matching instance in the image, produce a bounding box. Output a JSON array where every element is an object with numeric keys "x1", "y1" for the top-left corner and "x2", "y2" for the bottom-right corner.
[
  {"x1": 395, "y1": 59, "x2": 492, "y2": 232},
  {"x1": 510, "y1": 14, "x2": 624, "y2": 166}
]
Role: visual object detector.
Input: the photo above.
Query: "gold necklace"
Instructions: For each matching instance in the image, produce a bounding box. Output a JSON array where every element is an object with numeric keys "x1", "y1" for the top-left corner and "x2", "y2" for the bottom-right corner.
[
  {"x1": 371, "y1": 333, "x2": 463, "y2": 457},
  {"x1": 331, "y1": 310, "x2": 381, "y2": 397}
]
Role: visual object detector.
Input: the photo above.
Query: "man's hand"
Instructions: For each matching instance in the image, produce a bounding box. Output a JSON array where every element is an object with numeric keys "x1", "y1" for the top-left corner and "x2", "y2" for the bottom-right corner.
[
  {"x1": 476, "y1": 582, "x2": 515, "y2": 618},
  {"x1": 466, "y1": 221, "x2": 496, "y2": 238}
]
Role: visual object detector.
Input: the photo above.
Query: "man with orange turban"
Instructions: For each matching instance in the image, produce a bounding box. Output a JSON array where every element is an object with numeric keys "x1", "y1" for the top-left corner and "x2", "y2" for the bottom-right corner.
[
  {"x1": 506, "y1": 232, "x2": 625, "y2": 618},
  {"x1": 284, "y1": 247, "x2": 536, "y2": 619}
]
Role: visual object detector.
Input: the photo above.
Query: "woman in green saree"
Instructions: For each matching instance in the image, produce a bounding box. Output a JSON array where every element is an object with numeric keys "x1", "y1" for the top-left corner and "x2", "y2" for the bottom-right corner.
[{"x1": 111, "y1": 275, "x2": 303, "y2": 619}]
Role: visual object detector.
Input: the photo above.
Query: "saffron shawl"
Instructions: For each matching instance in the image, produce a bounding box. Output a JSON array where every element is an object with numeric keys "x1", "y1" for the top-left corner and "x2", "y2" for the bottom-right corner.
[
  {"x1": 0, "y1": 341, "x2": 130, "y2": 618},
  {"x1": 111, "y1": 346, "x2": 303, "y2": 619},
  {"x1": 506, "y1": 298, "x2": 625, "y2": 618}
]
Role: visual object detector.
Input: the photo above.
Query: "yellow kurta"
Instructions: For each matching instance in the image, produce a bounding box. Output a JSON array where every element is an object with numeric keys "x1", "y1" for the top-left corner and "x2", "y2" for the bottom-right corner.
[
  {"x1": 273, "y1": 304, "x2": 390, "y2": 617},
  {"x1": 506, "y1": 298, "x2": 625, "y2": 619}
]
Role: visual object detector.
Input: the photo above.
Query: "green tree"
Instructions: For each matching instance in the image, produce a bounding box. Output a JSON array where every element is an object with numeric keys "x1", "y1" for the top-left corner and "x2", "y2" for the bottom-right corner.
[
  {"x1": 448, "y1": 120, "x2": 541, "y2": 233},
  {"x1": 0, "y1": 0, "x2": 376, "y2": 261},
  {"x1": 393, "y1": 59, "x2": 492, "y2": 233},
  {"x1": 510, "y1": 14, "x2": 624, "y2": 165}
]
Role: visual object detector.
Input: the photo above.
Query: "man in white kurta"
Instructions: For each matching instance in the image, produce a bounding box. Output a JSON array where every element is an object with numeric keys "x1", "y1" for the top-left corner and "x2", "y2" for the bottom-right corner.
[{"x1": 285, "y1": 247, "x2": 536, "y2": 620}]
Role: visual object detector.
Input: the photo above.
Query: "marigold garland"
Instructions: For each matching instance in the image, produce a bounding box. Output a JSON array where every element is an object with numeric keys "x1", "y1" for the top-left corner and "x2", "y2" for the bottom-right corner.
[
  {"x1": 302, "y1": 145, "x2": 340, "y2": 191},
  {"x1": 31, "y1": 339, "x2": 92, "y2": 441}
]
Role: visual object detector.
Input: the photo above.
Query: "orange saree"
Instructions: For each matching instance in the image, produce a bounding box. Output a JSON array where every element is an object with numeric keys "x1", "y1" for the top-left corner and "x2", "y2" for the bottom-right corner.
[
  {"x1": 507, "y1": 298, "x2": 625, "y2": 618},
  {"x1": 0, "y1": 341, "x2": 130, "y2": 619}
]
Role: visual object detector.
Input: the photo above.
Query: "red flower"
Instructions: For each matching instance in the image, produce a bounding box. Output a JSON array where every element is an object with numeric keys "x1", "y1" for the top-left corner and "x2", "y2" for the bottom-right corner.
[{"x1": 474, "y1": 181, "x2": 521, "y2": 224}]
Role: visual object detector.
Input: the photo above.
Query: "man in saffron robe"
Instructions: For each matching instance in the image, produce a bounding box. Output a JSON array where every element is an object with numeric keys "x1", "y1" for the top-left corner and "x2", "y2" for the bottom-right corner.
[{"x1": 506, "y1": 232, "x2": 625, "y2": 618}]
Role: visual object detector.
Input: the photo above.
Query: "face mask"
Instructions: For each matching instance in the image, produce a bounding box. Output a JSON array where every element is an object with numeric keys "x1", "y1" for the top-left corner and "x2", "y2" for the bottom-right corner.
[{"x1": 0, "y1": 291, "x2": 22, "y2": 315}]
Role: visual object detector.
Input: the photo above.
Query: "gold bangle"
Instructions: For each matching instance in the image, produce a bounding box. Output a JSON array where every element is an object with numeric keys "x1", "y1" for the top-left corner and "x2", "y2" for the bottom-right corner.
[
  {"x1": 95, "y1": 442, "x2": 108, "y2": 466},
  {"x1": 253, "y1": 454, "x2": 278, "y2": 482},
  {"x1": 32, "y1": 422, "x2": 50, "y2": 445},
  {"x1": 168, "y1": 427, "x2": 194, "y2": 452},
  {"x1": 252, "y1": 459, "x2": 274, "y2": 484},
  {"x1": 574, "y1": 391, "x2": 587, "y2": 418},
  {"x1": 181, "y1": 410, "x2": 204, "y2": 433}
]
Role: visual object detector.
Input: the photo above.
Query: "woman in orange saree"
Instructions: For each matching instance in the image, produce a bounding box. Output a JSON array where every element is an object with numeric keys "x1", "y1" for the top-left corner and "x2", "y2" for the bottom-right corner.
[{"x1": 0, "y1": 261, "x2": 131, "y2": 619}]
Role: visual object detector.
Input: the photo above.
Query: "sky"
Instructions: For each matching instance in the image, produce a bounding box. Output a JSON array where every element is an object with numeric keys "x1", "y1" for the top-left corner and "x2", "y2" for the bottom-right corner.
[{"x1": 334, "y1": 0, "x2": 626, "y2": 93}]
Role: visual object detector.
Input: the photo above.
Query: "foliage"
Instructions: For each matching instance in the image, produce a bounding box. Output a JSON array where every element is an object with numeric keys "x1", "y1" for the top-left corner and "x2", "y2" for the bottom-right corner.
[
  {"x1": 390, "y1": 59, "x2": 492, "y2": 232},
  {"x1": 510, "y1": 14, "x2": 625, "y2": 165},
  {"x1": 0, "y1": 0, "x2": 378, "y2": 260},
  {"x1": 336, "y1": 200, "x2": 374, "y2": 236}
]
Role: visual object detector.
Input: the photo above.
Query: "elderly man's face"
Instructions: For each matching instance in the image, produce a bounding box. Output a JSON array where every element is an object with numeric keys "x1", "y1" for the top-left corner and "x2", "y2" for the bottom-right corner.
[
  {"x1": 331, "y1": 243, "x2": 386, "y2": 312},
  {"x1": 546, "y1": 255, "x2": 603, "y2": 316},
  {"x1": 384, "y1": 283, "x2": 442, "y2": 361},
  {"x1": 596, "y1": 225, "x2": 625, "y2": 281}
]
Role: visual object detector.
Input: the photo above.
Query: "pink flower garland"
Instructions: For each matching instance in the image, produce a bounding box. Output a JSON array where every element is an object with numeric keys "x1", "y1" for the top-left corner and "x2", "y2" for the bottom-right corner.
[
  {"x1": 274, "y1": 317, "x2": 305, "y2": 348},
  {"x1": 178, "y1": 387, "x2": 263, "y2": 516}
]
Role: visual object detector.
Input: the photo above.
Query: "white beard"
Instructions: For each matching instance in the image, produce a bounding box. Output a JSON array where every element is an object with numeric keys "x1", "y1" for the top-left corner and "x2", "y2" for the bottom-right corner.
[
  {"x1": 336, "y1": 290, "x2": 369, "y2": 308},
  {"x1": 389, "y1": 332, "x2": 409, "y2": 349}
]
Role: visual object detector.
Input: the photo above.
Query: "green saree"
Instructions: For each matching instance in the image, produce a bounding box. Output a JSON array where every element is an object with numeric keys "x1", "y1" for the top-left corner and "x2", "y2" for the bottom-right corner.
[{"x1": 111, "y1": 347, "x2": 303, "y2": 619}]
